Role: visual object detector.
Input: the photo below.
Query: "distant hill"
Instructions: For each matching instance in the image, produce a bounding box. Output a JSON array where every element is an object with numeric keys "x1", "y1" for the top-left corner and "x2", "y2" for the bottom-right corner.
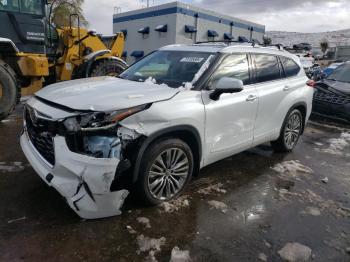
[{"x1": 267, "y1": 29, "x2": 350, "y2": 48}]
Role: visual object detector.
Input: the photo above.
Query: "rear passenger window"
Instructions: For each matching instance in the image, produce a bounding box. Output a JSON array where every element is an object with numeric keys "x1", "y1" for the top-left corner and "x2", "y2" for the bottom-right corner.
[
  {"x1": 280, "y1": 57, "x2": 300, "y2": 77},
  {"x1": 254, "y1": 54, "x2": 281, "y2": 83}
]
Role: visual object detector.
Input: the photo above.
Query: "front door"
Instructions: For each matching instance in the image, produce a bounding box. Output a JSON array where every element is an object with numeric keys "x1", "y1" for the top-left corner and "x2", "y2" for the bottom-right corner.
[{"x1": 201, "y1": 53, "x2": 258, "y2": 166}]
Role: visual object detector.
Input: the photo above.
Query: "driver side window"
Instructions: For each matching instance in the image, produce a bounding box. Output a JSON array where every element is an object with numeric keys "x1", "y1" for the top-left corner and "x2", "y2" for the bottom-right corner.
[{"x1": 208, "y1": 54, "x2": 250, "y2": 89}]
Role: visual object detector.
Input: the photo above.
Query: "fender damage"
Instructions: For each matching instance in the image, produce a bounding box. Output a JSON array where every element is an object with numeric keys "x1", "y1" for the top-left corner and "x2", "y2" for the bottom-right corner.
[{"x1": 20, "y1": 97, "x2": 146, "y2": 219}]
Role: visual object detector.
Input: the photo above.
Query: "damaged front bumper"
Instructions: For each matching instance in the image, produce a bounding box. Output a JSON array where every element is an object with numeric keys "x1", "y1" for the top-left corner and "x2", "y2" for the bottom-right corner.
[{"x1": 20, "y1": 132, "x2": 129, "y2": 219}]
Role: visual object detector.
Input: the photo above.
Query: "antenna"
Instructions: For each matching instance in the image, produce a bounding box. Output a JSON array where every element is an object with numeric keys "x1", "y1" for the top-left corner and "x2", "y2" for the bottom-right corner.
[{"x1": 141, "y1": 0, "x2": 154, "y2": 8}]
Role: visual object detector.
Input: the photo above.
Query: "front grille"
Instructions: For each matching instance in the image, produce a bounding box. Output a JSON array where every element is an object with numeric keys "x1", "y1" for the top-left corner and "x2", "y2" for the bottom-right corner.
[
  {"x1": 314, "y1": 91, "x2": 350, "y2": 105},
  {"x1": 24, "y1": 107, "x2": 55, "y2": 166}
]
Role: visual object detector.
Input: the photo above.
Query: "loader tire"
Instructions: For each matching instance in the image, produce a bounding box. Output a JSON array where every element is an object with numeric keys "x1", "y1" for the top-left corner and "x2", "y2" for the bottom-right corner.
[
  {"x1": 89, "y1": 58, "x2": 127, "y2": 77},
  {"x1": 0, "y1": 60, "x2": 18, "y2": 121}
]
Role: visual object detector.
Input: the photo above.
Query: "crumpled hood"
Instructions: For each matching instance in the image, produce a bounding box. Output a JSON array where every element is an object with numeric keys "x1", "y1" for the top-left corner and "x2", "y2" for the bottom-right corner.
[
  {"x1": 322, "y1": 79, "x2": 350, "y2": 96},
  {"x1": 35, "y1": 76, "x2": 179, "y2": 111}
]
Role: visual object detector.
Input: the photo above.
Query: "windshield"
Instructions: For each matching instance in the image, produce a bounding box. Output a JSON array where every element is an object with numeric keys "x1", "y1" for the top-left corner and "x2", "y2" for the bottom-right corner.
[
  {"x1": 119, "y1": 51, "x2": 214, "y2": 88},
  {"x1": 0, "y1": 0, "x2": 43, "y2": 15},
  {"x1": 327, "y1": 62, "x2": 350, "y2": 83}
]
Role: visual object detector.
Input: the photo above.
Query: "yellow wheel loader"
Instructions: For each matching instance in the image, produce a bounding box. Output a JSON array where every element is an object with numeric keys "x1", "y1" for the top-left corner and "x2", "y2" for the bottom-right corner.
[{"x1": 0, "y1": 0, "x2": 127, "y2": 121}]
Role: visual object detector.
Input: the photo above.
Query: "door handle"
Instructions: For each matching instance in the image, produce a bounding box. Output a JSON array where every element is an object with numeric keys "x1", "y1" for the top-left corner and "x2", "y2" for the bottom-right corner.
[
  {"x1": 283, "y1": 85, "x2": 291, "y2": 91},
  {"x1": 246, "y1": 95, "x2": 257, "y2": 102}
]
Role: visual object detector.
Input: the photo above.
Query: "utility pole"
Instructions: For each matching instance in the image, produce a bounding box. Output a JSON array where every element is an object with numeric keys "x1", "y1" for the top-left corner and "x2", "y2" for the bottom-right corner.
[{"x1": 142, "y1": 0, "x2": 154, "y2": 8}]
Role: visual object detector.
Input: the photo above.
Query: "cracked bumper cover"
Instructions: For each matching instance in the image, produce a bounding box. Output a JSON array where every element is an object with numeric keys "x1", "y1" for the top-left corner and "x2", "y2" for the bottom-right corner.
[{"x1": 20, "y1": 131, "x2": 129, "y2": 219}]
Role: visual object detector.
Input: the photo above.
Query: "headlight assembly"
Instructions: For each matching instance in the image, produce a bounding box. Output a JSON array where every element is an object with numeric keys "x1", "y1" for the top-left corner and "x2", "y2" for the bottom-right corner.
[{"x1": 63, "y1": 104, "x2": 150, "y2": 132}]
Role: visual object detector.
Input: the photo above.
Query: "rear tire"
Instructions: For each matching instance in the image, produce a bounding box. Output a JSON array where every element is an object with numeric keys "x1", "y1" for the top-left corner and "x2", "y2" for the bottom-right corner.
[
  {"x1": 271, "y1": 109, "x2": 303, "y2": 152},
  {"x1": 89, "y1": 58, "x2": 127, "y2": 77},
  {"x1": 0, "y1": 60, "x2": 18, "y2": 121},
  {"x1": 135, "y1": 138, "x2": 194, "y2": 205}
]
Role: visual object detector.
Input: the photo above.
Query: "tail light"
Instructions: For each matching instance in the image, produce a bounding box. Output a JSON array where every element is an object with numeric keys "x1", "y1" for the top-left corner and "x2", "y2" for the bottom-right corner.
[{"x1": 306, "y1": 80, "x2": 316, "y2": 87}]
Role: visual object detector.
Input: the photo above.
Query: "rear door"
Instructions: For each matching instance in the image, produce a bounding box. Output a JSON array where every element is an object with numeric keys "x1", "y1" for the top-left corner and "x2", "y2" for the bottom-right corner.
[
  {"x1": 251, "y1": 53, "x2": 286, "y2": 143},
  {"x1": 202, "y1": 53, "x2": 258, "y2": 165},
  {"x1": 252, "y1": 54, "x2": 303, "y2": 144}
]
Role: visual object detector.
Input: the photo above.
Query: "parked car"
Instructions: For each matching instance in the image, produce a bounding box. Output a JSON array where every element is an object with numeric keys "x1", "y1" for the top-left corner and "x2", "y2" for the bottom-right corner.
[
  {"x1": 20, "y1": 43, "x2": 313, "y2": 219},
  {"x1": 297, "y1": 53, "x2": 315, "y2": 76},
  {"x1": 308, "y1": 64, "x2": 324, "y2": 80},
  {"x1": 322, "y1": 61, "x2": 344, "y2": 77},
  {"x1": 293, "y1": 43, "x2": 312, "y2": 51},
  {"x1": 312, "y1": 61, "x2": 350, "y2": 123}
]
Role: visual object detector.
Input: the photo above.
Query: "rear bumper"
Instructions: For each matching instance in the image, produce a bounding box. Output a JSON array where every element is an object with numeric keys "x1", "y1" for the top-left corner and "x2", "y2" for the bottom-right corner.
[{"x1": 20, "y1": 129, "x2": 129, "y2": 219}]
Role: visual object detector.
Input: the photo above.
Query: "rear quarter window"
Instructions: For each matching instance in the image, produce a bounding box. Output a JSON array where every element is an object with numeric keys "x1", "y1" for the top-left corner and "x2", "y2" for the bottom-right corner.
[{"x1": 280, "y1": 56, "x2": 301, "y2": 78}]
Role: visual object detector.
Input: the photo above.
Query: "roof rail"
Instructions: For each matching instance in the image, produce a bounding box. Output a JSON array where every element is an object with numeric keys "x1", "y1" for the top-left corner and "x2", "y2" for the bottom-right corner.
[
  {"x1": 265, "y1": 44, "x2": 284, "y2": 51},
  {"x1": 195, "y1": 40, "x2": 258, "y2": 47},
  {"x1": 194, "y1": 40, "x2": 286, "y2": 52}
]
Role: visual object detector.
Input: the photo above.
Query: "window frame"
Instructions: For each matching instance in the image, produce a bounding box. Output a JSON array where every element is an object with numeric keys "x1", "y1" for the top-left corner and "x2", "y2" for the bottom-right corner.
[
  {"x1": 200, "y1": 52, "x2": 254, "y2": 91},
  {"x1": 250, "y1": 53, "x2": 284, "y2": 84},
  {"x1": 279, "y1": 55, "x2": 301, "y2": 79}
]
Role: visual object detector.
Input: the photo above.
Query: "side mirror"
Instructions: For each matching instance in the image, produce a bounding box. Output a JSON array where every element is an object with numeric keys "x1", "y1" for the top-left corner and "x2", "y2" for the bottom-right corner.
[{"x1": 209, "y1": 77, "x2": 244, "y2": 101}]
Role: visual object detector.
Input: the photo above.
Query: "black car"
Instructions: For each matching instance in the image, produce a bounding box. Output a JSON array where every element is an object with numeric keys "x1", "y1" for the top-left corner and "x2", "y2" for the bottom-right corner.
[
  {"x1": 293, "y1": 43, "x2": 312, "y2": 51},
  {"x1": 312, "y1": 62, "x2": 350, "y2": 123}
]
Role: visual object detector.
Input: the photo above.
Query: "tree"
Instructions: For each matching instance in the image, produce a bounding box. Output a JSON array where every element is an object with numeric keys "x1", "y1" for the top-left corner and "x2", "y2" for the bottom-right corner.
[
  {"x1": 263, "y1": 35, "x2": 272, "y2": 45},
  {"x1": 320, "y1": 39, "x2": 329, "y2": 56},
  {"x1": 49, "y1": 0, "x2": 88, "y2": 28}
]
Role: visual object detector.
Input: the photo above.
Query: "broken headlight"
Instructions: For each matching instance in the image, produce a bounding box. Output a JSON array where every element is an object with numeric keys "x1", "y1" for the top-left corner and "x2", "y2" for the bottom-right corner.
[{"x1": 64, "y1": 104, "x2": 150, "y2": 132}]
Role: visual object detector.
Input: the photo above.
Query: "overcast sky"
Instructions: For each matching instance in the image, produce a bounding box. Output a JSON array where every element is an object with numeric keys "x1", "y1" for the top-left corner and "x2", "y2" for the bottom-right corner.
[{"x1": 83, "y1": 0, "x2": 350, "y2": 34}]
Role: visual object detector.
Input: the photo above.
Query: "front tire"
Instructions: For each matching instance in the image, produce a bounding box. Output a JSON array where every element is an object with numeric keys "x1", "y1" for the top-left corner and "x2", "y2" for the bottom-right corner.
[
  {"x1": 271, "y1": 109, "x2": 303, "y2": 152},
  {"x1": 136, "y1": 138, "x2": 194, "y2": 205}
]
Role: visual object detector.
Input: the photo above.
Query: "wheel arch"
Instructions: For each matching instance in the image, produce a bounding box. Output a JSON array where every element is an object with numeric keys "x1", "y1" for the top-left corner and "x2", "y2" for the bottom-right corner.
[
  {"x1": 0, "y1": 38, "x2": 19, "y2": 55},
  {"x1": 132, "y1": 125, "x2": 202, "y2": 183},
  {"x1": 72, "y1": 50, "x2": 128, "y2": 79},
  {"x1": 286, "y1": 101, "x2": 307, "y2": 134}
]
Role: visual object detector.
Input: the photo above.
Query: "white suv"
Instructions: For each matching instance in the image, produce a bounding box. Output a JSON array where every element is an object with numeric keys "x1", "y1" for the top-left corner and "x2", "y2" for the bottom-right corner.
[{"x1": 20, "y1": 43, "x2": 313, "y2": 219}]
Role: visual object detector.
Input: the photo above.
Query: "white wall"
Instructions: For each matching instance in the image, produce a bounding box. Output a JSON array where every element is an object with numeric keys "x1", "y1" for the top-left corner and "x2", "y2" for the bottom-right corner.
[
  {"x1": 114, "y1": 14, "x2": 177, "y2": 64},
  {"x1": 113, "y1": 2, "x2": 265, "y2": 63}
]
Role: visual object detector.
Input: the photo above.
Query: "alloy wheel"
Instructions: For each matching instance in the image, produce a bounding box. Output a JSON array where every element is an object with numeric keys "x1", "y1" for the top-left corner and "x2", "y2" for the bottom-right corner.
[
  {"x1": 284, "y1": 112, "x2": 302, "y2": 149},
  {"x1": 147, "y1": 148, "x2": 189, "y2": 200}
]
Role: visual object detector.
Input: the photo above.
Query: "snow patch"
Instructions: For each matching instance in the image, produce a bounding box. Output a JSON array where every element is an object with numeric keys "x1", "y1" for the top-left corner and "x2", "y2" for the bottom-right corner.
[
  {"x1": 208, "y1": 200, "x2": 228, "y2": 213},
  {"x1": 278, "y1": 242, "x2": 312, "y2": 262},
  {"x1": 137, "y1": 217, "x2": 151, "y2": 228},
  {"x1": 197, "y1": 183, "x2": 227, "y2": 195},
  {"x1": 170, "y1": 246, "x2": 192, "y2": 262},
  {"x1": 144, "y1": 77, "x2": 157, "y2": 84},
  {"x1": 258, "y1": 253, "x2": 267, "y2": 261},
  {"x1": 317, "y1": 132, "x2": 350, "y2": 156},
  {"x1": 271, "y1": 160, "x2": 313, "y2": 179},
  {"x1": 126, "y1": 225, "x2": 137, "y2": 234},
  {"x1": 136, "y1": 234, "x2": 166, "y2": 255},
  {"x1": 178, "y1": 82, "x2": 193, "y2": 91},
  {"x1": 0, "y1": 162, "x2": 25, "y2": 173},
  {"x1": 159, "y1": 197, "x2": 190, "y2": 213},
  {"x1": 301, "y1": 206, "x2": 321, "y2": 216}
]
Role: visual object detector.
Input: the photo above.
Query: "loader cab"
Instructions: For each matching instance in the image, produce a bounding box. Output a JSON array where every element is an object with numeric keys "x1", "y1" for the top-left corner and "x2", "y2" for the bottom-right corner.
[{"x1": 0, "y1": 0, "x2": 46, "y2": 53}]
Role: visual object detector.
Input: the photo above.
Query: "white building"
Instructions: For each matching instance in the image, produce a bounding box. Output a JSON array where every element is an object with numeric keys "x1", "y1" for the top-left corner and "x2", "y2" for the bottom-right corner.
[{"x1": 113, "y1": 1, "x2": 265, "y2": 63}]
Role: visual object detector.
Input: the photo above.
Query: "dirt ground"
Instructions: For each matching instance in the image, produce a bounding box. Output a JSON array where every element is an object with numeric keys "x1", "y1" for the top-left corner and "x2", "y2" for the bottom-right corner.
[{"x1": 0, "y1": 105, "x2": 349, "y2": 262}]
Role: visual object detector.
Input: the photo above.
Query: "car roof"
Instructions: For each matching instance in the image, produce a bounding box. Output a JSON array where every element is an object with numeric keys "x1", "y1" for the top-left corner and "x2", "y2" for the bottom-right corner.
[{"x1": 160, "y1": 43, "x2": 301, "y2": 63}]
